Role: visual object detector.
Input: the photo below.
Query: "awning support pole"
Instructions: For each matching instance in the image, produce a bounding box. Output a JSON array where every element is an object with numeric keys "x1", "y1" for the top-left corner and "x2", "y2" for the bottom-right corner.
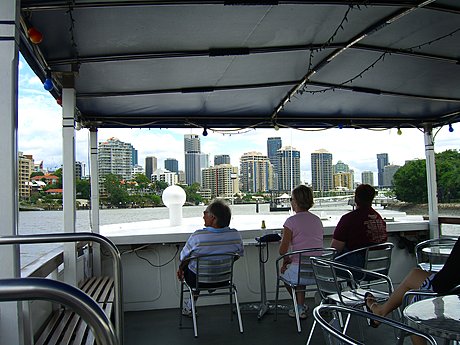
[
  {"x1": 90, "y1": 128, "x2": 101, "y2": 275},
  {"x1": 423, "y1": 124, "x2": 439, "y2": 239},
  {"x1": 62, "y1": 77, "x2": 78, "y2": 286}
]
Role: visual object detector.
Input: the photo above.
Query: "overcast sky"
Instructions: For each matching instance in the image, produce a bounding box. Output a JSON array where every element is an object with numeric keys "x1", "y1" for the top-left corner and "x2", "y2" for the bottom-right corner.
[{"x1": 18, "y1": 56, "x2": 459, "y2": 184}]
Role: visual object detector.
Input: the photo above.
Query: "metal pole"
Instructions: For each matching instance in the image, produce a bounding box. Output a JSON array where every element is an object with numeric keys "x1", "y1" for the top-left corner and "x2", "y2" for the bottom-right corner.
[
  {"x1": 423, "y1": 125, "x2": 439, "y2": 239},
  {"x1": 0, "y1": 0, "x2": 22, "y2": 343}
]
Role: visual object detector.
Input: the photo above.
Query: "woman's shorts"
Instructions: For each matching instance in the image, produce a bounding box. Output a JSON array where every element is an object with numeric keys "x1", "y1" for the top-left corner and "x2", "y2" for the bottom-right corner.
[
  {"x1": 412, "y1": 273, "x2": 436, "y2": 303},
  {"x1": 281, "y1": 263, "x2": 316, "y2": 286}
]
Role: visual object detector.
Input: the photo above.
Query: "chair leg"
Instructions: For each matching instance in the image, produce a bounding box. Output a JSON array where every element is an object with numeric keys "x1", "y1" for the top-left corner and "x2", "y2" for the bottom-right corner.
[
  {"x1": 229, "y1": 286, "x2": 233, "y2": 321},
  {"x1": 233, "y1": 289, "x2": 243, "y2": 333},
  {"x1": 190, "y1": 292, "x2": 198, "y2": 338},
  {"x1": 292, "y1": 287, "x2": 301, "y2": 333},
  {"x1": 179, "y1": 282, "x2": 184, "y2": 327},
  {"x1": 275, "y1": 280, "x2": 280, "y2": 321},
  {"x1": 306, "y1": 319, "x2": 316, "y2": 345}
]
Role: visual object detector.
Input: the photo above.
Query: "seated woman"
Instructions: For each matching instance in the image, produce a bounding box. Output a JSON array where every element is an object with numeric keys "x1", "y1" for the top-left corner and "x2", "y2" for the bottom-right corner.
[
  {"x1": 365, "y1": 236, "x2": 460, "y2": 345},
  {"x1": 279, "y1": 185, "x2": 324, "y2": 319}
]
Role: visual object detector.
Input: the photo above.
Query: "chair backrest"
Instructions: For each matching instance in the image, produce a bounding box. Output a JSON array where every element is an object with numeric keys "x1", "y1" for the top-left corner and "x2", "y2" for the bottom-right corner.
[
  {"x1": 297, "y1": 248, "x2": 337, "y2": 286},
  {"x1": 310, "y1": 257, "x2": 353, "y2": 304},
  {"x1": 276, "y1": 248, "x2": 336, "y2": 286},
  {"x1": 415, "y1": 237, "x2": 457, "y2": 267},
  {"x1": 313, "y1": 304, "x2": 438, "y2": 345},
  {"x1": 192, "y1": 253, "x2": 238, "y2": 287},
  {"x1": 335, "y1": 242, "x2": 394, "y2": 276}
]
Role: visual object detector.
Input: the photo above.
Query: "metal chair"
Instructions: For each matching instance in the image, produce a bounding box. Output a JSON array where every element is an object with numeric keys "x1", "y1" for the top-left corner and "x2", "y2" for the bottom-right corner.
[
  {"x1": 307, "y1": 257, "x2": 394, "y2": 345},
  {"x1": 335, "y1": 242, "x2": 394, "y2": 289},
  {"x1": 313, "y1": 304, "x2": 438, "y2": 345},
  {"x1": 274, "y1": 247, "x2": 336, "y2": 333},
  {"x1": 415, "y1": 237, "x2": 457, "y2": 273},
  {"x1": 179, "y1": 253, "x2": 243, "y2": 337}
]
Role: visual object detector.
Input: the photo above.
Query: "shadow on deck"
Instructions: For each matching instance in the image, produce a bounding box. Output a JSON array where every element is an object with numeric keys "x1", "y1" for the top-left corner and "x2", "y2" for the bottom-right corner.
[{"x1": 124, "y1": 299, "x2": 404, "y2": 345}]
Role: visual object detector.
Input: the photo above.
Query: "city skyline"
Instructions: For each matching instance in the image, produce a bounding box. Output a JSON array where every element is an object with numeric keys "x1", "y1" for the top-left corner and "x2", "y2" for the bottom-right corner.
[{"x1": 18, "y1": 56, "x2": 459, "y2": 184}]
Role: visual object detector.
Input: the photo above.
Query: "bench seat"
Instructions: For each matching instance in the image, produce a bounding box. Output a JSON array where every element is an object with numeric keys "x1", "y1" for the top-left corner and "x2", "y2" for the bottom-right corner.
[{"x1": 35, "y1": 276, "x2": 114, "y2": 345}]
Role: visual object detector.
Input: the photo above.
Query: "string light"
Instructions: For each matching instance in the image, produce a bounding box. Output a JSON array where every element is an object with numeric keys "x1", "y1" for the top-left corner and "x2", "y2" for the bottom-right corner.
[
  {"x1": 43, "y1": 71, "x2": 53, "y2": 91},
  {"x1": 397, "y1": 127, "x2": 402, "y2": 135},
  {"x1": 449, "y1": 123, "x2": 454, "y2": 132},
  {"x1": 202, "y1": 127, "x2": 208, "y2": 136},
  {"x1": 27, "y1": 27, "x2": 43, "y2": 44}
]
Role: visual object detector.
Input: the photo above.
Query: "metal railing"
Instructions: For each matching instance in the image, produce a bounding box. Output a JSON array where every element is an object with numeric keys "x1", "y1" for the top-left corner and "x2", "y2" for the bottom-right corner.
[
  {"x1": 0, "y1": 278, "x2": 118, "y2": 345},
  {"x1": 0, "y1": 232, "x2": 123, "y2": 344}
]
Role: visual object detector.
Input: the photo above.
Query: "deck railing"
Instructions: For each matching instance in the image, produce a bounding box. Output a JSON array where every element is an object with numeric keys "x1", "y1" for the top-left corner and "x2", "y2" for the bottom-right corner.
[{"x1": 0, "y1": 232, "x2": 123, "y2": 344}]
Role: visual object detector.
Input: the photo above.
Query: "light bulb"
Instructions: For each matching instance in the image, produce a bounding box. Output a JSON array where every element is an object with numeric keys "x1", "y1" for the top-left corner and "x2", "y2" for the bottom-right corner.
[
  {"x1": 338, "y1": 124, "x2": 343, "y2": 129},
  {"x1": 397, "y1": 127, "x2": 402, "y2": 135},
  {"x1": 43, "y1": 78, "x2": 53, "y2": 91},
  {"x1": 274, "y1": 124, "x2": 280, "y2": 131},
  {"x1": 202, "y1": 128, "x2": 208, "y2": 136},
  {"x1": 56, "y1": 97, "x2": 62, "y2": 106},
  {"x1": 27, "y1": 27, "x2": 43, "y2": 44},
  {"x1": 449, "y1": 124, "x2": 454, "y2": 132}
]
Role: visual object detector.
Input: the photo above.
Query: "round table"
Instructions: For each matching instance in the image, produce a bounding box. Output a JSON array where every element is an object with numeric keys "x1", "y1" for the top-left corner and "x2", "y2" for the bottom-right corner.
[{"x1": 404, "y1": 294, "x2": 460, "y2": 341}]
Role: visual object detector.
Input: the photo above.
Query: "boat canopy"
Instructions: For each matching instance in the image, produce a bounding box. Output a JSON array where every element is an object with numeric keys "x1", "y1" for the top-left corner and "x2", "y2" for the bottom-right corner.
[{"x1": 18, "y1": 0, "x2": 460, "y2": 131}]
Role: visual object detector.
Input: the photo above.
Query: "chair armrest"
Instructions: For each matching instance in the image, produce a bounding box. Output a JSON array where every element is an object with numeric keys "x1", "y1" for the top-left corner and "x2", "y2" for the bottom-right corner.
[{"x1": 331, "y1": 260, "x2": 394, "y2": 293}]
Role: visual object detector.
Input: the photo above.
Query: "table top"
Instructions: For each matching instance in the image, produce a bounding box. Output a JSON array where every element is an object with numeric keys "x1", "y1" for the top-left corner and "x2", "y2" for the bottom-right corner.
[
  {"x1": 404, "y1": 295, "x2": 460, "y2": 340},
  {"x1": 422, "y1": 246, "x2": 452, "y2": 258}
]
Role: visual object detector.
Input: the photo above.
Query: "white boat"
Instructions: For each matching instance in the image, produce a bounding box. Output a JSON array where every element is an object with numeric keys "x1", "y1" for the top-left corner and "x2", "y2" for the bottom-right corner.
[{"x1": 1, "y1": 1, "x2": 460, "y2": 344}]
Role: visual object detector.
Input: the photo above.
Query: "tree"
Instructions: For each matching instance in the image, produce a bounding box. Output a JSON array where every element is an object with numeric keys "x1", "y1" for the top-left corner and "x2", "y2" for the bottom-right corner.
[
  {"x1": 393, "y1": 149, "x2": 460, "y2": 203},
  {"x1": 182, "y1": 183, "x2": 203, "y2": 205},
  {"x1": 30, "y1": 171, "x2": 44, "y2": 178},
  {"x1": 76, "y1": 179, "x2": 90, "y2": 199},
  {"x1": 103, "y1": 174, "x2": 129, "y2": 207}
]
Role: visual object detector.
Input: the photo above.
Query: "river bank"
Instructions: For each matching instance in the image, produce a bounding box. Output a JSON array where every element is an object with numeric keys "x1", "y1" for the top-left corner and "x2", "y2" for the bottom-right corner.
[{"x1": 386, "y1": 202, "x2": 460, "y2": 217}]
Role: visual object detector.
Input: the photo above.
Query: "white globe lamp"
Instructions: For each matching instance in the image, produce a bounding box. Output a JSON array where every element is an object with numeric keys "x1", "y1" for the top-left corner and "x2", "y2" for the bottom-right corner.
[{"x1": 162, "y1": 185, "x2": 186, "y2": 226}]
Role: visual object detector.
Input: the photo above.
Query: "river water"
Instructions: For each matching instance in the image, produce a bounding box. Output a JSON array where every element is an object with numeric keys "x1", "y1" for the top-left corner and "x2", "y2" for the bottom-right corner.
[{"x1": 17, "y1": 203, "x2": 457, "y2": 268}]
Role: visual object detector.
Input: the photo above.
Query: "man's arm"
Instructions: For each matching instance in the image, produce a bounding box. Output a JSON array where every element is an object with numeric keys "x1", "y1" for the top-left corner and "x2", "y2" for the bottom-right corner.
[{"x1": 331, "y1": 238, "x2": 345, "y2": 253}]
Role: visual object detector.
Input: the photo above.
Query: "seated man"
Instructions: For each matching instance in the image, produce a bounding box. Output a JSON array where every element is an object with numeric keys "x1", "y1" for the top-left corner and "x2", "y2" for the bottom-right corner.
[
  {"x1": 331, "y1": 184, "x2": 387, "y2": 267},
  {"x1": 177, "y1": 199, "x2": 244, "y2": 316}
]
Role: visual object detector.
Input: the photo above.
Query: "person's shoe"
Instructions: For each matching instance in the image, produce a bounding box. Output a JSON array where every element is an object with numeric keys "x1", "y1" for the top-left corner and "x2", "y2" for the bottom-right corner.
[
  {"x1": 182, "y1": 306, "x2": 193, "y2": 317},
  {"x1": 182, "y1": 299, "x2": 197, "y2": 317},
  {"x1": 288, "y1": 305, "x2": 307, "y2": 319}
]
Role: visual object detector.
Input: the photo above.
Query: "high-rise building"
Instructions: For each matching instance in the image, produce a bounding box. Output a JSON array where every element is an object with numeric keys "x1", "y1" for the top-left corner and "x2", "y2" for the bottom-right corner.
[
  {"x1": 383, "y1": 164, "x2": 401, "y2": 187},
  {"x1": 164, "y1": 158, "x2": 179, "y2": 173},
  {"x1": 145, "y1": 156, "x2": 158, "y2": 180},
  {"x1": 152, "y1": 168, "x2": 177, "y2": 186},
  {"x1": 240, "y1": 151, "x2": 272, "y2": 193},
  {"x1": 18, "y1": 152, "x2": 34, "y2": 200},
  {"x1": 277, "y1": 146, "x2": 301, "y2": 192},
  {"x1": 214, "y1": 154, "x2": 231, "y2": 166},
  {"x1": 333, "y1": 160, "x2": 350, "y2": 174},
  {"x1": 201, "y1": 164, "x2": 239, "y2": 199},
  {"x1": 132, "y1": 148, "x2": 138, "y2": 166},
  {"x1": 98, "y1": 137, "x2": 134, "y2": 181},
  {"x1": 311, "y1": 149, "x2": 333, "y2": 192},
  {"x1": 267, "y1": 137, "x2": 282, "y2": 190},
  {"x1": 75, "y1": 161, "x2": 83, "y2": 179},
  {"x1": 333, "y1": 172, "x2": 354, "y2": 190},
  {"x1": 184, "y1": 134, "x2": 202, "y2": 185},
  {"x1": 362, "y1": 171, "x2": 374, "y2": 186},
  {"x1": 267, "y1": 137, "x2": 282, "y2": 166},
  {"x1": 377, "y1": 153, "x2": 389, "y2": 187}
]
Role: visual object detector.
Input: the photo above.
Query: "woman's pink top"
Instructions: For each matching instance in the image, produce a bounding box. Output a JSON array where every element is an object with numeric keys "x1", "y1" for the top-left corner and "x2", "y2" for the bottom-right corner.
[{"x1": 283, "y1": 211, "x2": 324, "y2": 264}]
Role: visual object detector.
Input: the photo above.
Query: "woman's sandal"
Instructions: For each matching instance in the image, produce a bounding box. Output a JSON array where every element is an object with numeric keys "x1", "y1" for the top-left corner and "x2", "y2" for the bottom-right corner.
[{"x1": 364, "y1": 292, "x2": 380, "y2": 328}]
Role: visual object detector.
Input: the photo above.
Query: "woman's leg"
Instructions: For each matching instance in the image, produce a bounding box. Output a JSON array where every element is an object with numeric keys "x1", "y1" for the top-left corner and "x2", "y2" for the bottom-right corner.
[{"x1": 368, "y1": 268, "x2": 431, "y2": 317}]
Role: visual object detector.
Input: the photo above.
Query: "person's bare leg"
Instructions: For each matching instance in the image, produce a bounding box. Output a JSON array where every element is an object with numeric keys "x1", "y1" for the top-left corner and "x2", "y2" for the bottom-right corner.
[
  {"x1": 296, "y1": 286, "x2": 306, "y2": 306},
  {"x1": 410, "y1": 335, "x2": 427, "y2": 345},
  {"x1": 368, "y1": 268, "x2": 431, "y2": 317}
]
